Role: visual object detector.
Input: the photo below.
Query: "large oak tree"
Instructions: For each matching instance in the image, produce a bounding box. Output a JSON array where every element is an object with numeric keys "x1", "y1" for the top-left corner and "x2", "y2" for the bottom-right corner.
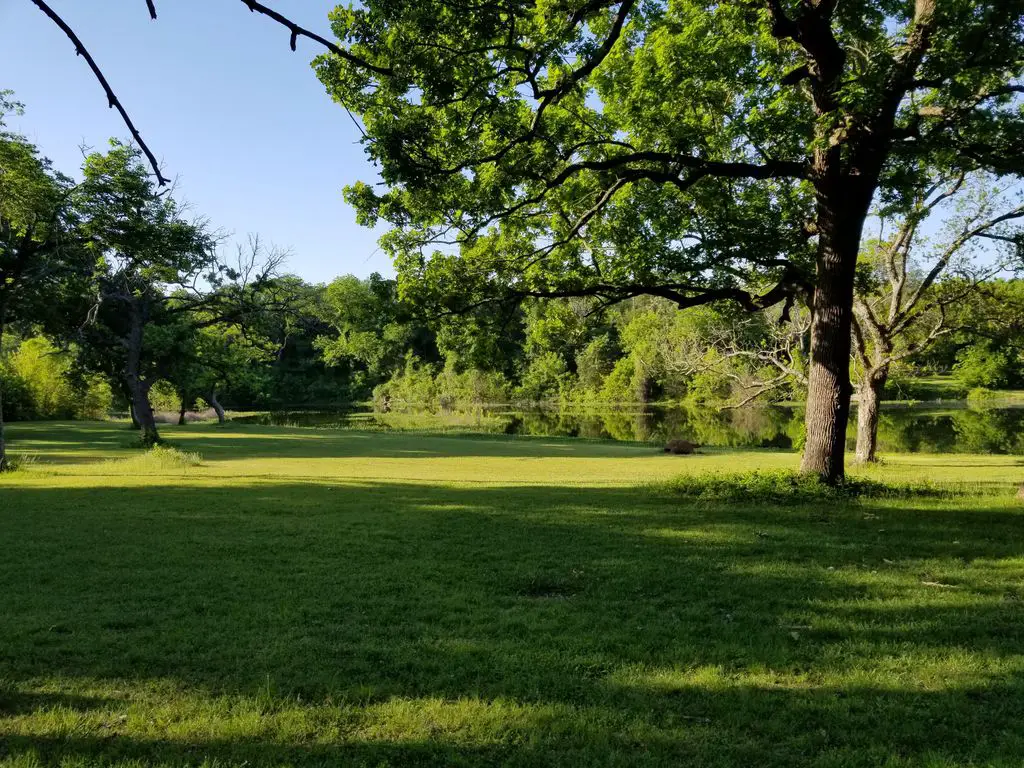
[{"x1": 305, "y1": 0, "x2": 1024, "y2": 482}]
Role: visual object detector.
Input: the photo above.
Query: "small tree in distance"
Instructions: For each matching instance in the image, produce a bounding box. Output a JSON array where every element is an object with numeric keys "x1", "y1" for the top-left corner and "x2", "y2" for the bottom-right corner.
[{"x1": 853, "y1": 175, "x2": 1024, "y2": 462}]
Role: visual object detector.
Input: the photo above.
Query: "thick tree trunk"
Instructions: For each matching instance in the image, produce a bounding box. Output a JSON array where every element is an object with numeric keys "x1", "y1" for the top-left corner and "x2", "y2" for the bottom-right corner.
[
  {"x1": 125, "y1": 301, "x2": 159, "y2": 445},
  {"x1": 855, "y1": 367, "x2": 888, "y2": 463},
  {"x1": 209, "y1": 390, "x2": 226, "y2": 424},
  {"x1": 178, "y1": 404, "x2": 187, "y2": 426},
  {"x1": 128, "y1": 399, "x2": 141, "y2": 429},
  {"x1": 800, "y1": 178, "x2": 871, "y2": 483},
  {"x1": 128, "y1": 379, "x2": 159, "y2": 446}
]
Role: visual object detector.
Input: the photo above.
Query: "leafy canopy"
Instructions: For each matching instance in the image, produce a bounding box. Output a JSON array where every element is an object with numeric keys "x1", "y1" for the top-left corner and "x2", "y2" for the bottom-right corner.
[{"x1": 314, "y1": 0, "x2": 1024, "y2": 311}]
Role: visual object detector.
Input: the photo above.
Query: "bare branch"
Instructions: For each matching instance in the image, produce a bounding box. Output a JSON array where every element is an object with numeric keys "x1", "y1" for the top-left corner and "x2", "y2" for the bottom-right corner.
[
  {"x1": 236, "y1": 0, "x2": 394, "y2": 77},
  {"x1": 29, "y1": 0, "x2": 169, "y2": 185}
]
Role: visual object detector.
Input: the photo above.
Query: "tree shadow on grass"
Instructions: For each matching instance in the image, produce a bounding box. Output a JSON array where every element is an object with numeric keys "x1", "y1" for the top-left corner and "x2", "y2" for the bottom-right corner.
[{"x1": 2, "y1": 481, "x2": 1023, "y2": 765}]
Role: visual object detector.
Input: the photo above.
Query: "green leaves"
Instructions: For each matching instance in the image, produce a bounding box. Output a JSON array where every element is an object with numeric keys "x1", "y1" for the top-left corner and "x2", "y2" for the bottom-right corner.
[{"x1": 311, "y1": 0, "x2": 1022, "y2": 322}]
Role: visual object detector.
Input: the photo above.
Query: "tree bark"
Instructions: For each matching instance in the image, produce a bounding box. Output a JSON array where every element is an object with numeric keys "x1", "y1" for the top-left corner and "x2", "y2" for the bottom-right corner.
[
  {"x1": 127, "y1": 378, "x2": 159, "y2": 446},
  {"x1": 128, "y1": 398, "x2": 141, "y2": 429},
  {"x1": 209, "y1": 390, "x2": 226, "y2": 424},
  {"x1": 178, "y1": 403, "x2": 187, "y2": 426},
  {"x1": 855, "y1": 366, "x2": 888, "y2": 463},
  {"x1": 125, "y1": 300, "x2": 159, "y2": 445},
  {"x1": 799, "y1": 175, "x2": 872, "y2": 483}
]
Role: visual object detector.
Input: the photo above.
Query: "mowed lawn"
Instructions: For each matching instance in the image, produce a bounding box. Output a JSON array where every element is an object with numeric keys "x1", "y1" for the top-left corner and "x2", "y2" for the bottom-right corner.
[{"x1": 1, "y1": 422, "x2": 1024, "y2": 767}]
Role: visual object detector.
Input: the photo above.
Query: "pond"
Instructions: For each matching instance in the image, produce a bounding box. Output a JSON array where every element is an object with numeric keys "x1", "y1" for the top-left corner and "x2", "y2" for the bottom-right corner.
[{"x1": 233, "y1": 402, "x2": 1024, "y2": 455}]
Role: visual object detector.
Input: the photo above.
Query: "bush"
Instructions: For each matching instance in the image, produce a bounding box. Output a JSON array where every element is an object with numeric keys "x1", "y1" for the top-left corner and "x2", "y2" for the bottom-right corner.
[
  {"x1": 1, "y1": 336, "x2": 112, "y2": 421},
  {"x1": 7, "y1": 336, "x2": 77, "y2": 418},
  {"x1": 954, "y1": 344, "x2": 1020, "y2": 389},
  {"x1": 0, "y1": 366, "x2": 36, "y2": 421},
  {"x1": 966, "y1": 386, "x2": 1000, "y2": 403},
  {"x1": 148, "y1": 380, "x2": 182, "y2": 412},
  {"x1": 373, "y1": 355, "x2": 438, "y2": 408},
  {"x1": 77, "y1": 375, "x2": 113, "y2": 419},
  {"x1": 575, "y1": 335, "x2": 618, "y2": 393},
  {"x1": 599, "y1": 357, "x2": 636, "y2": 403}
]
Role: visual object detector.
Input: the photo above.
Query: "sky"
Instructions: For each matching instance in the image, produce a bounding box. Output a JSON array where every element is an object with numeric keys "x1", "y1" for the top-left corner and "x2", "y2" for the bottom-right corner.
[{"x1": 0, "y1": 0, "x2": 388, "y2": 283}]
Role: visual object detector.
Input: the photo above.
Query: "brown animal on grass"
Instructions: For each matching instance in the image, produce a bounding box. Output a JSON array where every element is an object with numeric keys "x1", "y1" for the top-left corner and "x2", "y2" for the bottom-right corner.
[{"x1": 663, "y1": 439, "x2": 701, "y2": 455}]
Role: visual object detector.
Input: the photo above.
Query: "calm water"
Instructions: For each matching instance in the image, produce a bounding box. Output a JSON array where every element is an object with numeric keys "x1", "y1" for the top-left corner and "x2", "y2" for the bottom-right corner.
[{"x1": 233, "y1": 403, "x2": 1024, "y2": 454}]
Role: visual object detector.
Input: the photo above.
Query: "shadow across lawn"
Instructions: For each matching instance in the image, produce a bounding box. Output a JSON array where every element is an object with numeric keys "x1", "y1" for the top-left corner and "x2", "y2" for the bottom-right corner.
[
  {"x1": 5, "y1": 668, "x2": 1024, "y2": 768},
  {"x1": 2, "y1": 480, "x2": 1024, "y2": 766}
]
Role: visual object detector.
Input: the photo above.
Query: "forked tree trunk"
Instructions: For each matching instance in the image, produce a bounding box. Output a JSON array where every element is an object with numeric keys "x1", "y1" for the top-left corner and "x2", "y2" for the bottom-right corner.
[
  {"x1": 855, "y1": 366, "x2": 888, "y2": 464},
  {"x1": 800, "y1": 176, "x2": 872, "y2": 483},
  {"x1": 209, "y1": 390, "x2": 226, "y2": 424}
]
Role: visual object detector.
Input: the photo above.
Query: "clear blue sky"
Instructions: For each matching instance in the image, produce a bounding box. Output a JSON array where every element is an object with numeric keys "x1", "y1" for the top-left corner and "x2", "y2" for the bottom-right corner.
[{"x1": 0, "y1": 0, "x2": 388, "y2": 283}]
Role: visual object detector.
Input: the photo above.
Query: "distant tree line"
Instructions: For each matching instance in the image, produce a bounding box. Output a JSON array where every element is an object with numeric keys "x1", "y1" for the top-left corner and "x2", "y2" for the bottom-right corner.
[{"x1": 2, "y1": 90, "x2": 1022, "y2": 470}]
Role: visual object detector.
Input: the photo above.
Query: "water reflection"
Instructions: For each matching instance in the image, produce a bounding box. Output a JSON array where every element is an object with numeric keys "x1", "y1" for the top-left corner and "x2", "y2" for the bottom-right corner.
[{"x1": 234, "y1": 403, "x2": 1024, "y2": 455}]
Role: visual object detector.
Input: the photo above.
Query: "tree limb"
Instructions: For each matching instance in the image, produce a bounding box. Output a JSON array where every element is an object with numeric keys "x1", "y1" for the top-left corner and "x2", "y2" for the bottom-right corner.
[
  {"x1": 235, "y1": 0, "x2": 394, "y2": 76},
  {"x1": 29, "y1": 0, "x2": 169, "y2": 185}
]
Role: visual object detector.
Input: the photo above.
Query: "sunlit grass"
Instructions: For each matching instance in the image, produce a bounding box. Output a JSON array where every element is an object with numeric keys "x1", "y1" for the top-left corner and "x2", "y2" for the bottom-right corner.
[{"x1": 2, "y1": 421, "x2": 1023, "y2": 766}]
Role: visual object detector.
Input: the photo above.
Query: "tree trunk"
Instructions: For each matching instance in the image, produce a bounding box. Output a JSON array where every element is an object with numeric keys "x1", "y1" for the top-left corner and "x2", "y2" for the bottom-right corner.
[
  {"x1": 178, "y1": 403, "x2": 187, "y2": 426},
  {"x1": 128, "y1": 379, "x2": 159, "y2": 446},
  {"x1": 855, "y1": 367, "x2": 888, "y2": 463},
  {"x1": 209, "y1": 390, "x2": 226, "y2": 424},
  {"x1": 799, "y1": 177, "x2": 872, "y2": 483},
  {"x1": 125, "y1": 300, "x2": 159, "y2": 445},
  {"x1": 128, "y1": 398, "x2": 141, "y2": 429}
]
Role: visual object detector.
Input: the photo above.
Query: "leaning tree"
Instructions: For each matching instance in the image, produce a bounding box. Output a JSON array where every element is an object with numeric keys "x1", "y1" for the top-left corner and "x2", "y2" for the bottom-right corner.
[
  {"x1": 29, "y1": 0, "x2": 1024, "y2": 480},
  {"x1": 74, "y1": 142, "x2": 218, "y2": 445}
]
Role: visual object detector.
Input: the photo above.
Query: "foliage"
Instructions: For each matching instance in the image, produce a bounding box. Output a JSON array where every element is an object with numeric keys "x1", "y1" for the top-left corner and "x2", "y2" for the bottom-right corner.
[
  {"x1": 0, "y1": 335, "x2": 111, "y2": 420},
  {"x1": 148, "y1": 379, "x2": 182, "y2": 413},
  {"x1": 316, "y1": 273, "x2": 438, "y2": 388},
  {"x1": 954, "y1": 342, "x2": 1022, "y2": 389},
  {"x1": 516, "y1": 351, "x2": 571, "y2": 402}
]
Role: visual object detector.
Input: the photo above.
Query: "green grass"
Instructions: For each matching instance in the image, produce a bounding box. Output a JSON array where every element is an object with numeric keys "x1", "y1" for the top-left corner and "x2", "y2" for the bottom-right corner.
[{"x1": 2, "y1": 421, "x2": 1024, "y2": 767}]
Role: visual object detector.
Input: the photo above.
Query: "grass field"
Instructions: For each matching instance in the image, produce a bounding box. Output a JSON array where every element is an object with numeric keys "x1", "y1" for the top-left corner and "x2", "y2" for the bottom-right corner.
[{"x1": 2, "y1": 421, "x2": 1024, "y2": 767}]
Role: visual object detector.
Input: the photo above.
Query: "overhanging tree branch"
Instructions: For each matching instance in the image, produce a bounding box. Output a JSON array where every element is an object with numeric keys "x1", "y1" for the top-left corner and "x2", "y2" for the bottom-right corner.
[
  {"x1": 29, "y1": 0, "x2": 169, "y2": 185},
  {"x1": 234, "y1": 0, "x2": 394, "y2": 76}
]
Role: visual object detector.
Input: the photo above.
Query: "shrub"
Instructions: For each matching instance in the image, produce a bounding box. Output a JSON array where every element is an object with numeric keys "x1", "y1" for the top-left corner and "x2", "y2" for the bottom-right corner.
[
  {"x1": 2, "y1": 336, "x2": 112, "y2": 421},
  {"x1": 148, "y1": 380, "x2": 182, "y2": 412},
  {"x1": 7, "y1": 336, "x2": 77, "y2": 418},
  {"x1": 954, "y1": 344, "x2": 1020, "y2": 389},
  {"x1": 77, "y1": 375, "x2": 113, "y2": 419}
]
